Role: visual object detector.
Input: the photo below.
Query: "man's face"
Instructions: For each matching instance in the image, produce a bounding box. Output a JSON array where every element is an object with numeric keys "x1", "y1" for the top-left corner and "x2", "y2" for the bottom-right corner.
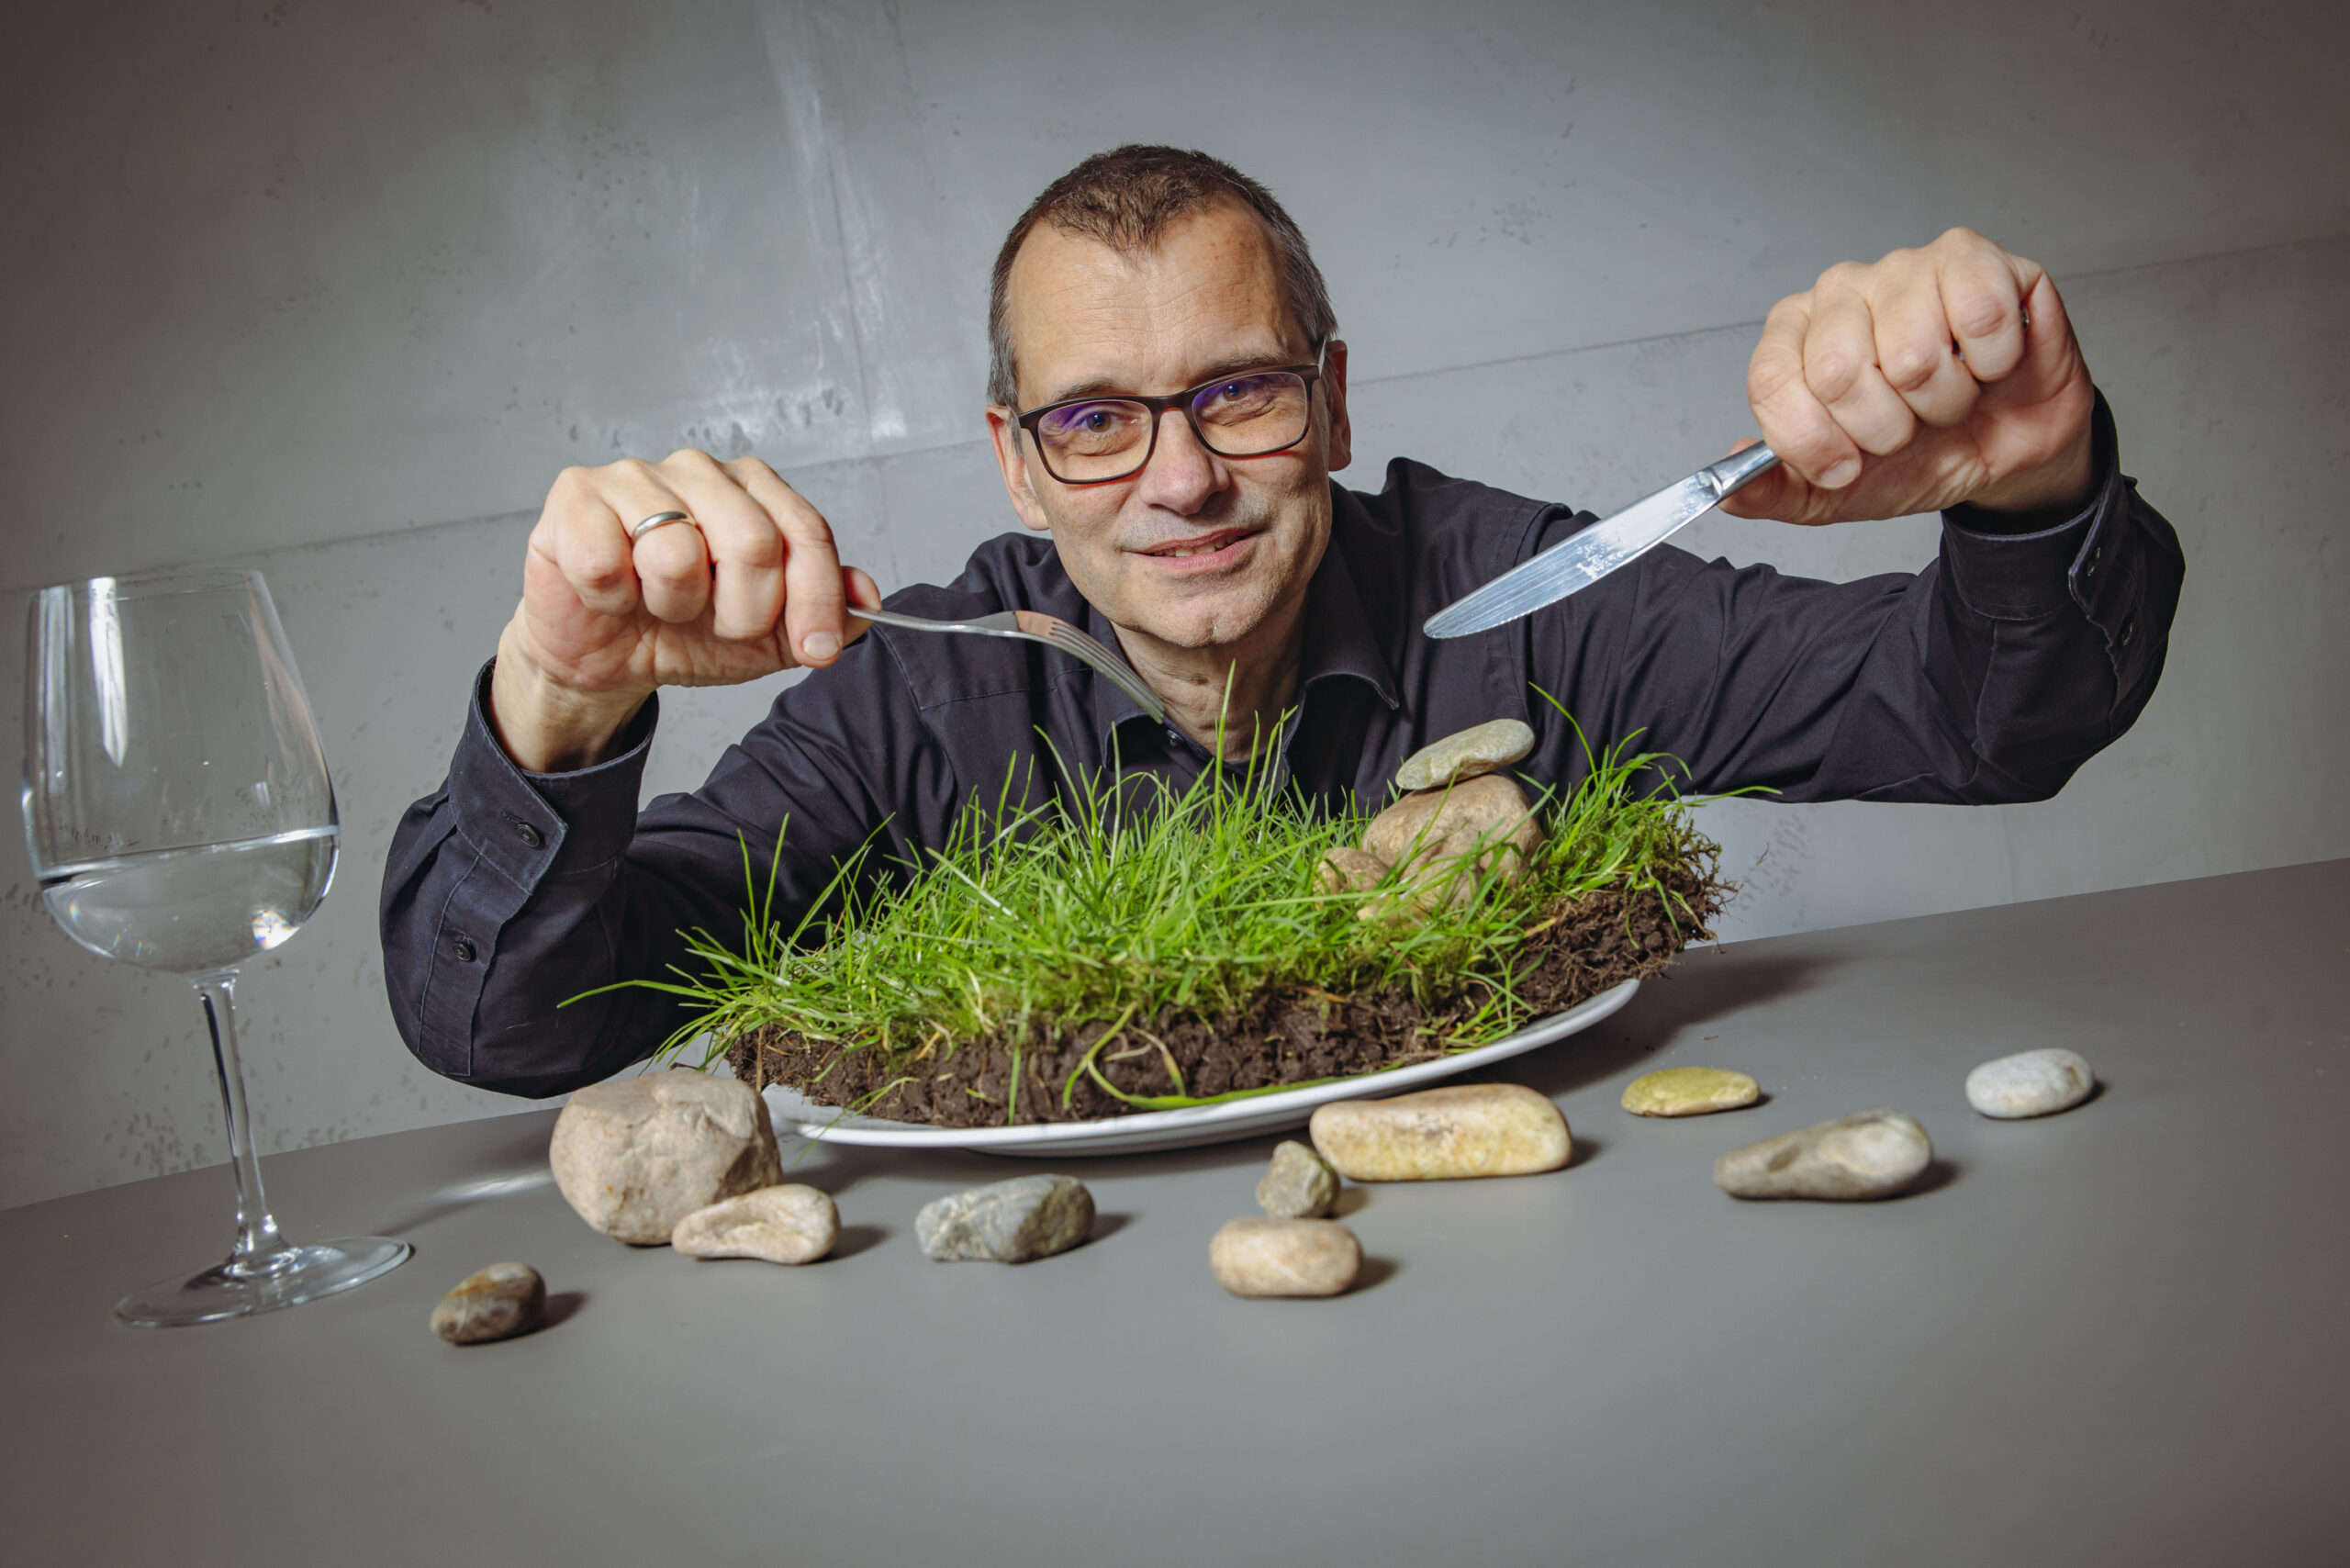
[{"x1": 987, "y1": 202, "x2": 1350, "y2": 655}]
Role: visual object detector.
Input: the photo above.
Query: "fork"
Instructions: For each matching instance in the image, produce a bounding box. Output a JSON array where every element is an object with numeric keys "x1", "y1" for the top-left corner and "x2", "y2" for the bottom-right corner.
[{"x1": 850, "y1": 606, "x2": 1169, "y2": 726}]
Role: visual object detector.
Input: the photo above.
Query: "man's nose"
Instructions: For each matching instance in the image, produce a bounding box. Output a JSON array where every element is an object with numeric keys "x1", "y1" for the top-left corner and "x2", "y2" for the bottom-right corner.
[{"x1": 1136, "y1": 406, "x2": 1227, "y2": 512}]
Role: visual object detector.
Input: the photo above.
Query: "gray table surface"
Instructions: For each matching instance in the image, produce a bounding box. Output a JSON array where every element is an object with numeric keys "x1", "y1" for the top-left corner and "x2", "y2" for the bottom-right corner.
[{"x1": 6, "y1": 860, "x2": 2347, "y2": 1566}]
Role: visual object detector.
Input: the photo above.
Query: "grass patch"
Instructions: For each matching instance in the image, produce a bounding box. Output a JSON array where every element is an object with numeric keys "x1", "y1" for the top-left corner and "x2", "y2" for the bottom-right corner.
[{"x1": 609, "y1": 694, "x2": 1729, "y2": 1124}]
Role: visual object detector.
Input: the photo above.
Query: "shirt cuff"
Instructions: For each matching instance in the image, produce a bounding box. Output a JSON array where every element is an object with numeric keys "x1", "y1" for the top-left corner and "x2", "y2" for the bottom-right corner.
[
  {"x1": 1937, "y1": 388, "x2": 2124, "y2": 622},
  {"x1": 447, "y1": 659, "x2": 658, "y2": 893}
]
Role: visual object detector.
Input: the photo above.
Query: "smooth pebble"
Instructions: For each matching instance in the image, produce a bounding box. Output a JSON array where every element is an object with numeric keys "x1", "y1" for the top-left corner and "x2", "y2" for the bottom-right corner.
[
  {"x1": 672, "y1": 1184, "x2": 839, "y2": 1263},
  {"x1": 1315, "y1": 846, "x2": 1390, "y2": 895},
  {"x1": 1362, "y1": 773, "x2": 1543, "y2": 874},
  {"x1": 1393, "y1": 719, "x2": 1536, "y2": 791},
  {"x1": 430, "y1": 1262, "x2": 546, "y2": 1345},
  {"x1": 549, "y1": 1068, "x2": 782, "y2": 1245},
  {"x1": 1310, "y1": 1083, "x2": 1571, "y2": 1182},
  {"x1": 1622, "y1": 1066, "x2": 1761, "y2": 1117},
  {"x1": 1257, "y1": 1139, "x2": 1340, "y2": 1219},
  {"x1": 1210, "y1": 1216, "x2": 1362, "y2": 1297},
  {"x1": 1714, "y1": 1109, "x2": 1932, "y2": 1201},
  {"x1": 1965, "y1": 1048, "x2": 2095, "y2": 1119},
  {"x1": 1359, "y1": 774, "x2": 1545, "y2": 920},
  {"x1": 916, "y1": 1174, "x2": 1094, "y2": 1263}
]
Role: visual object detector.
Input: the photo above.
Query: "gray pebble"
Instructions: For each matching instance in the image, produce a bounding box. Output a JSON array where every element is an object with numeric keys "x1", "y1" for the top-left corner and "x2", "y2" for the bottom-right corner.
[
  {"x1": 1714, "y1": 1109, "x2": 1933, "y2": 1201},
  {"x1": 430, "y1": 1262, "x2": 546, "y2": 1345},
  {"x1": 1257, "y1": 1139, "x2": 1340, "y2": 1219},
  {"x1": 1966, "y1": 1048, "x2": 2095, "y2": 1119},
  {"x1": 916, "y1": 1174, "x2": 1094, "y2": 1263},
  {"x1": 1394, "y1": 719, "x2": 1536, "y2": 791}
]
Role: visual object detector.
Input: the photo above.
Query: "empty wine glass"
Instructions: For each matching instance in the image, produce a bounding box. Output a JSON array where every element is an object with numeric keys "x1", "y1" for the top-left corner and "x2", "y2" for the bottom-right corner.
[{"x1": 22, "y1": 568, "x2": 408, "y2": 1326}]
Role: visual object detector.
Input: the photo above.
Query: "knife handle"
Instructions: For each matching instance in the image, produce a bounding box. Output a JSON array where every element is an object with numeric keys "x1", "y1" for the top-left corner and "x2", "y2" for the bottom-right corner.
[{"x1": 1697, "y1": 443, "x2": 1780, "y2": 499}]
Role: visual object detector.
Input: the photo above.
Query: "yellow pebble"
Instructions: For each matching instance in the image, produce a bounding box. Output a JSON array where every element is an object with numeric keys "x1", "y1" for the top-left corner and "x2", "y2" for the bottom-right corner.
[{"x1": 1621, "y1": 1067, "x2": 1761, "y2": 1118}]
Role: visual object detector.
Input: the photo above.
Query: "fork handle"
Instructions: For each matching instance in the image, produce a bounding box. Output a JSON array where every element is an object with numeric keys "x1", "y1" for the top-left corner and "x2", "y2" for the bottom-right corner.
[{"x1": 852, "y1": 607, "x2": 1022, "y2": 637}]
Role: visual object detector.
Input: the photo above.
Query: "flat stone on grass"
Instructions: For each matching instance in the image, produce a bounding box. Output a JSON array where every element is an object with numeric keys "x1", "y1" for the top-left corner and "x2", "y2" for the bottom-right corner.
[
  {"x1": 1393, "y1": 718, "x2": 1535, "y2": 791},
  {"x1": 917, "y1": 1174, "x2": 1094, "y2": 1263}
]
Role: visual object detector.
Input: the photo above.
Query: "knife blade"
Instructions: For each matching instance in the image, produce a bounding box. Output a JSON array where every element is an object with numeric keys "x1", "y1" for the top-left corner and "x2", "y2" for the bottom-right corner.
[{"x1": 1423, "y1": 442, "x2": 1781, "y2": 638}]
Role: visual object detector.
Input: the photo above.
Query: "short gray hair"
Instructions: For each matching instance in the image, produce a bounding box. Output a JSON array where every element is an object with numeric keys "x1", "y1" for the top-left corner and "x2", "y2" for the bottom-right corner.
[{"x1": 986, "y1": 145, "x2": 1337, "y2": 410}]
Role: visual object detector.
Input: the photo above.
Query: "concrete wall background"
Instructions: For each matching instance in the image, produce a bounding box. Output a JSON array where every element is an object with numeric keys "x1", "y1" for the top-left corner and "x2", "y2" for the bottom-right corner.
[{"x1": 4, "y1": 0, "x2": 2344, "y2": 1207}]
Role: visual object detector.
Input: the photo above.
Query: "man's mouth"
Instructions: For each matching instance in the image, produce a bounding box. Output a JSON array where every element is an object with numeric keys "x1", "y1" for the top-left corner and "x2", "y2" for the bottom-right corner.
[{"x1": 1136, "y1": 527, "x2": 1262, "y2": 567}]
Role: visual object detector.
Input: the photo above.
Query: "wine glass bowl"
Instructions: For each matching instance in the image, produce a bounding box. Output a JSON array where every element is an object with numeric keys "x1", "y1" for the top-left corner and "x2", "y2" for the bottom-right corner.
[{"x1": 22, "y1": 569, "x2": 408, "y2": 1326}]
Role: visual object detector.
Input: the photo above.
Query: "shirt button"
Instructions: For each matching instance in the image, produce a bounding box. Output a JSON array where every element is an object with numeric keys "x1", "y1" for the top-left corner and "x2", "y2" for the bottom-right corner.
[
  {"x1": 515, "y1": 822, "x2": 543, "y2": 849},
  {"x1": 453, "y1": 937, "x2": 476, "y2": 963}
]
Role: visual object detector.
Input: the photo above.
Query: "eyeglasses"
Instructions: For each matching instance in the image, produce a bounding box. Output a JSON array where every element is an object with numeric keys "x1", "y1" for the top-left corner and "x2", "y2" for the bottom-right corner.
[{"x1": 1013, "y1": 362, "x2": 1326, "y2": 485}]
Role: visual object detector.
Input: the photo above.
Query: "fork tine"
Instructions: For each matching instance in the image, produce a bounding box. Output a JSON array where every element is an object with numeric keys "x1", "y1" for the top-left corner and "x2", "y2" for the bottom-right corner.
[
  {"x1": 861, "y1": 605, "x2": 1167, "y2": 725},
  {"x1": 1045, "y1": 625, "x2": 1167, "y2": 724}
]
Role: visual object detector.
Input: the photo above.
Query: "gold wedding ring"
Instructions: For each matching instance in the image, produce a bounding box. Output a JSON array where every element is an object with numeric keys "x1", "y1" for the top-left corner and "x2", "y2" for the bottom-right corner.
[{"x1": 629, "y1": 510, "x2": 695, "y2": 542}]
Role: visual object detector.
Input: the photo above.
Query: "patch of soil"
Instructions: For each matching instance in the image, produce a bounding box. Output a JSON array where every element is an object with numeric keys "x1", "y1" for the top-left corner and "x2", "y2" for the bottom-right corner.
[{"x1": 729, "y1": 866, "x2": 1721, "y2": 1128}]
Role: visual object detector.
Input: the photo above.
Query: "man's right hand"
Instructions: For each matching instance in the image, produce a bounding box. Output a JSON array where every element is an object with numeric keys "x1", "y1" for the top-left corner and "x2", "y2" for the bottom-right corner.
[{"x1": 488, "y1": 449, "x2": 880, "y2": 773}]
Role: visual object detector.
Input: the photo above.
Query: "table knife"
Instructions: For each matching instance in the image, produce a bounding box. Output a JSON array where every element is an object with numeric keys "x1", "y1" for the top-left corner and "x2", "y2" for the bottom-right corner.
[{"x1": 1423, "y1": 442, "x2": 1781, "y2": 638}]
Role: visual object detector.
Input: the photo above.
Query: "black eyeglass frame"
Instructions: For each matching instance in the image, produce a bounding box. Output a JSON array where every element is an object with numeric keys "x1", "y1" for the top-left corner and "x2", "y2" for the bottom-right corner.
[{"x1": 1012, "y1": 358, "x2": 1328, "y2": 486}]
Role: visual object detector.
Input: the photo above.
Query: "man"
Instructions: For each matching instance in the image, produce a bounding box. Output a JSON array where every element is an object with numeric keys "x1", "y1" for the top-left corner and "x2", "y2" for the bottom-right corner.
[{"x1": 383, "y1": 146, "x2": 2181, "y2": 1096}]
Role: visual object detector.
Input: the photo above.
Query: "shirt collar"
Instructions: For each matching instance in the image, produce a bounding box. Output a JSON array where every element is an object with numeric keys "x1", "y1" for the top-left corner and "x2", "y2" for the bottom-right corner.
[{"x1": 1078, "y1": 486, "x2": 1402, "y2": 757}]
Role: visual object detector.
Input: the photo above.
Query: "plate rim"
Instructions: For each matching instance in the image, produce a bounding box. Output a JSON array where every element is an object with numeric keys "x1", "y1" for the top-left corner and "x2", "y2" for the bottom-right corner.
[{"x1": 772, "y1": 977, "x2": 1640, "y2": 1150}]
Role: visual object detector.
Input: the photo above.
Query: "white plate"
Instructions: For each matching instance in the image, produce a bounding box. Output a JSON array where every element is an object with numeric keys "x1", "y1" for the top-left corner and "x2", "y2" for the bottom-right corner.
[{"x1": 763, "y1": 978, "x2": 1640, "y2": 1157}]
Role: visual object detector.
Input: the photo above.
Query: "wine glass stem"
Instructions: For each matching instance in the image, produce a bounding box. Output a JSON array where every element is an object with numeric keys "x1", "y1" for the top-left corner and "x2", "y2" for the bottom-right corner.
[{"x1": 193, "y1": 973, "x2": 289, "y2": 1269}]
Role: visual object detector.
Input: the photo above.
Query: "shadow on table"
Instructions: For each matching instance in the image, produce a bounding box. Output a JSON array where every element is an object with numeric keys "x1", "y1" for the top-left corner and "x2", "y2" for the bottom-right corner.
[
  {"x1": 538, "y1": 1290, "x2": 588, "y2": 1330},
  {"x1": 832, "y1": 1224, "x2": 889, "y2": 1260},
  {"x1": 364, "y1": 1116, "x2": 566, "y2": 1238},
  {"x1": 1901, "y1": 1158, "x2": 1963, "y2": 1198},
  {"x1": 1488, "y1": 949, "x2": 1843, "y2": 1102}
]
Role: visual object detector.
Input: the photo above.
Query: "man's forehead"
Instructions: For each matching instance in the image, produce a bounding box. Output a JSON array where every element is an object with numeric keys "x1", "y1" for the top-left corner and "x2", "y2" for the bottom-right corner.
[{"x1": 1005, "y1": 202, "x2": 1306, "y2": 402}]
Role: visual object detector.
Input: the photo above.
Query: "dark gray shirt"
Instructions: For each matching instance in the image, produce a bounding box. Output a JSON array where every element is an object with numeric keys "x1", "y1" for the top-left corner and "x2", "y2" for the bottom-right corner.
[{"x1": 381, "y1": 400, "x2": 2181, "y2": 1096}]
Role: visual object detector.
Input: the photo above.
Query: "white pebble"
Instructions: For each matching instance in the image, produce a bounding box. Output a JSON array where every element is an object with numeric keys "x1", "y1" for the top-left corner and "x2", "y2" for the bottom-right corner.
[
  {"x1": 1966, "y1": 1048, "x2": 2095, "y2": 1119},
  {"x1": 672, "y1": 1184, "x2": 839, "y2": 1263}
]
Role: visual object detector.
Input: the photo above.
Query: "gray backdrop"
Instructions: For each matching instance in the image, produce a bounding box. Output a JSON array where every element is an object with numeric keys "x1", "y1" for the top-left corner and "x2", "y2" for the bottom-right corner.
[{"x1": 4, "y1": 0, "x2": 2344, "y2": 1207}]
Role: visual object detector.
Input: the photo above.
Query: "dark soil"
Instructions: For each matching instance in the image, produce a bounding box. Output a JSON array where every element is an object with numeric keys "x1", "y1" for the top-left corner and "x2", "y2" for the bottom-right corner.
[{"x1": 728, "y1": 866, "x2": 1722, "y2": 1128}]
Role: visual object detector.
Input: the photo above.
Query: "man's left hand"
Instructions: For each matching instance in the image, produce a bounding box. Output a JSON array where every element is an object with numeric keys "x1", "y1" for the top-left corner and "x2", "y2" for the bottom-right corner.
[{"x1": 1723, "y1": 227, "x2": 2097, "y2": 526}]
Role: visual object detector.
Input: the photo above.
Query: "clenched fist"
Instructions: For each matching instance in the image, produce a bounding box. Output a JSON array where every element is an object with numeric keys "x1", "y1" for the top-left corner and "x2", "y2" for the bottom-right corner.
[
  {"x1": 490, "y1": 449, "x2": 880, "y2": 772},
  {"x1": 1724, "y1": 228, "x2": 2098, "y2": 526}
]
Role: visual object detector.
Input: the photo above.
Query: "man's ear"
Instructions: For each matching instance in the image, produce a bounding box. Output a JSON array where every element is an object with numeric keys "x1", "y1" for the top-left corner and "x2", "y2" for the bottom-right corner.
[
  {"x1": 1322, "y1": 340, "x2": 1352, "y2": 474},
  {"x1": 986, "y1": 408, "x2": 1055, "y2": 533}
]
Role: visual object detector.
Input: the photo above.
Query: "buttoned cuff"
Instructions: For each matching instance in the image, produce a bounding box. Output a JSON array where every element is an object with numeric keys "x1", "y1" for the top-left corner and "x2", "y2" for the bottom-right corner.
[
  {"x1": 1938, "y1": 389, "x2": 2126, "y2": 622},
  {"x1": 404, "y1": 665, "x2": 658, "y2": 1081},
  {"x1": 447, "y1": 660, "x2": 657, "y2": 892}
]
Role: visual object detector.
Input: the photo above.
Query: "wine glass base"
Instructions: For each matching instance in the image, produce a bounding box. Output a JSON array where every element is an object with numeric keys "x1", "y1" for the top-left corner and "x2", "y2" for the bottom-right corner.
[{"x1": 116, "y1": 1237, "x2": 410, "y2": 1327}]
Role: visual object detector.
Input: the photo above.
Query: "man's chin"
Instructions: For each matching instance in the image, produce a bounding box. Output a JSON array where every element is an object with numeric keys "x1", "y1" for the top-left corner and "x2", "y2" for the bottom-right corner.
[{"x1": 1117, "y1": 593, "x2": 1275, "y2": 653}]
